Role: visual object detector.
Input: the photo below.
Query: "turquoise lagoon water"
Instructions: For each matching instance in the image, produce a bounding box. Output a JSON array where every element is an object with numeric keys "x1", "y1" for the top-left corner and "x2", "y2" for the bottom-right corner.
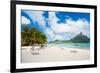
[{"x1": 47, "y1": 43, "x2": 90, "y2": 50}]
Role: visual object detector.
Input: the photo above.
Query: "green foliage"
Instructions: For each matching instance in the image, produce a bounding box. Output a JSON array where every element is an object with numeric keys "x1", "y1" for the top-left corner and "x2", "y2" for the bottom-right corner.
[{"x1": 21, "y1": 25, "x2": 47, "y2": 46}]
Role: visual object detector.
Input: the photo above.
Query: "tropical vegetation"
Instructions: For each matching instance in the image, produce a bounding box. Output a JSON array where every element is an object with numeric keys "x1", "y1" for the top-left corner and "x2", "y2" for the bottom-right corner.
[{"x1": 21, "y1": 25, "x2": 47, "y2": 46}]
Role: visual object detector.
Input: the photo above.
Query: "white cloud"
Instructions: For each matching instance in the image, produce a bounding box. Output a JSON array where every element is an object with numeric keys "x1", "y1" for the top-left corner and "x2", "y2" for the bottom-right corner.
[
  {"x1": 23, "y1": 11, "x2": 46, "y2": 28},
  {"x1": 48, "y1": 12, "x2": 90, "y2": 34},
  {"x1": 22, "y1": 10, "x2": 90, "y2": 42},
  {"x1": 21, "y1": 16, "x2": 31, "y2": 25},
  {"x1": 66, "y1": 18, "x2": 90, "y2": 37},
  {"x1": 44, "y1": 28, "x2": 56, "y2": 42},
  {"x1": 47, "y1": 12, "x2": 90, "y2": 41}
]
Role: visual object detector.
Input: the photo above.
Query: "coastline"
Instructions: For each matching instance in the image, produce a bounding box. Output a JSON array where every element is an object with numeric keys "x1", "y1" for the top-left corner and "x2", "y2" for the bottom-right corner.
[{"x1": 21, "y1": 45, "x2": 90, "y2": 63}]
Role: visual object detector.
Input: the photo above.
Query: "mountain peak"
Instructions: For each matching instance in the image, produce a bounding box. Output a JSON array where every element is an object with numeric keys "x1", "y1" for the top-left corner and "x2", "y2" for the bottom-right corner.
[
  {"x1": 70, "y1": 32, "x2": 90, "y2": 43},
  {"x1": 79, "y1": 32, "x2": 82, "y2": 35}
]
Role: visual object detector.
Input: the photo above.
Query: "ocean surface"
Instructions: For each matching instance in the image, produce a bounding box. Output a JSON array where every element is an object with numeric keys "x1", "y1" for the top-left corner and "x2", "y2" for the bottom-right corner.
[{"x1": 47, "y1": 42, "x2": 90, "y2": 50}]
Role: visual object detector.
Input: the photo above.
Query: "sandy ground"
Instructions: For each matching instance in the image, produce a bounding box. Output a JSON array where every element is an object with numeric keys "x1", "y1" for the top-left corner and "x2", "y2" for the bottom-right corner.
[{"x1": 21, "y1": 46, "x2": 90, "y2": 63}]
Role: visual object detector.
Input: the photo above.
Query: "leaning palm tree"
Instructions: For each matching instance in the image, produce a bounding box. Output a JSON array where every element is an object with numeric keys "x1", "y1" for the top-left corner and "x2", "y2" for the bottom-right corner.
[{"x1": 21, "y1": 25, "x2": 47, "y2": 50}]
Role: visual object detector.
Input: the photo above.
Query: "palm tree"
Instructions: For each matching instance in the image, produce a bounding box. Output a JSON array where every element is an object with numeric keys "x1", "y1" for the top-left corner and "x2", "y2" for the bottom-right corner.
[
  {"x1": 21, "y1": 25, "x2": 30, "y2": 46},
  {"x1": 21, "y1": 25, "x2": 47, "y2": 47}
]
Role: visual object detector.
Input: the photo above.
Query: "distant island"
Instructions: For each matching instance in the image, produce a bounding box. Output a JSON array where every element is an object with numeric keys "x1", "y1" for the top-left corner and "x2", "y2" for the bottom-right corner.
[
  {"x1": 21, "y1": 24, "x2": 90, "y2": 46},
  {"x1": 49, "y1": 32, "x2": 90, "y2": 43},
  {"x1": 70, "y1": 32, "x2": 90, "y2": 43}
]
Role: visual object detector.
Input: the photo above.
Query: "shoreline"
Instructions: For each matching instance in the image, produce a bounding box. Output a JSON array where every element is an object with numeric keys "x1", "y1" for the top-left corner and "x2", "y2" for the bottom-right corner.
[{"x1": 21, "y1": 45, "x2": 90, "y2": 63}]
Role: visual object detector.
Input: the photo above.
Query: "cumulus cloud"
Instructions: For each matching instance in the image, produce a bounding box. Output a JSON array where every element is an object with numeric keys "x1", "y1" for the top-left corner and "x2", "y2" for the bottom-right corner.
[
  {"x1": 47, "y1": 12, "x2": 90, "y2": 38},
  {"x1": 23, "y1": 10, "x2": 46, "y2": 28},
  {"x1": 44, "y1": 28, "x2": 56, "y2": 42},
  {"x1": 66, "y1": 18, "x2": 90, "y2": 37},
  {"x1": 21, "y1": 16, "x2": 31, "y2": 25},
  {"x1": 22, "y1": 10, "x2": 90, "y2": 42}
]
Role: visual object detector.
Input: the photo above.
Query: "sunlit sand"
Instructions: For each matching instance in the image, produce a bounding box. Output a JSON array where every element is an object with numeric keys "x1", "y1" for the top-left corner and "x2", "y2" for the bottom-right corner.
[{"x1": 21, "y1": 45, "x2": 90, "y2": 63}]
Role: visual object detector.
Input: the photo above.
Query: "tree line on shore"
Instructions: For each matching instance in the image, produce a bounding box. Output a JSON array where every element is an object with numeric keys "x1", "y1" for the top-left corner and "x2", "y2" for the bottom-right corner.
[{"x1": 21, "y1": 25, "x2": 47, "y2": 46}]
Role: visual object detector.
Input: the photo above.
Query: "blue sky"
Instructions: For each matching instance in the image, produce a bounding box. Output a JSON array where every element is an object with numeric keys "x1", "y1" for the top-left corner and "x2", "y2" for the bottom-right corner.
[{"x1": 21, "y1": 10, "x2": 90, "y2": 42}]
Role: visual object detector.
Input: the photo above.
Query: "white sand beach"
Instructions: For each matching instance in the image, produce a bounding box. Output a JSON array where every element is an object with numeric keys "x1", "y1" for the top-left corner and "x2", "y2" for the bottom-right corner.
[{"x1": 21, "y1": 45, "x2": 90, "y2": 63}]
